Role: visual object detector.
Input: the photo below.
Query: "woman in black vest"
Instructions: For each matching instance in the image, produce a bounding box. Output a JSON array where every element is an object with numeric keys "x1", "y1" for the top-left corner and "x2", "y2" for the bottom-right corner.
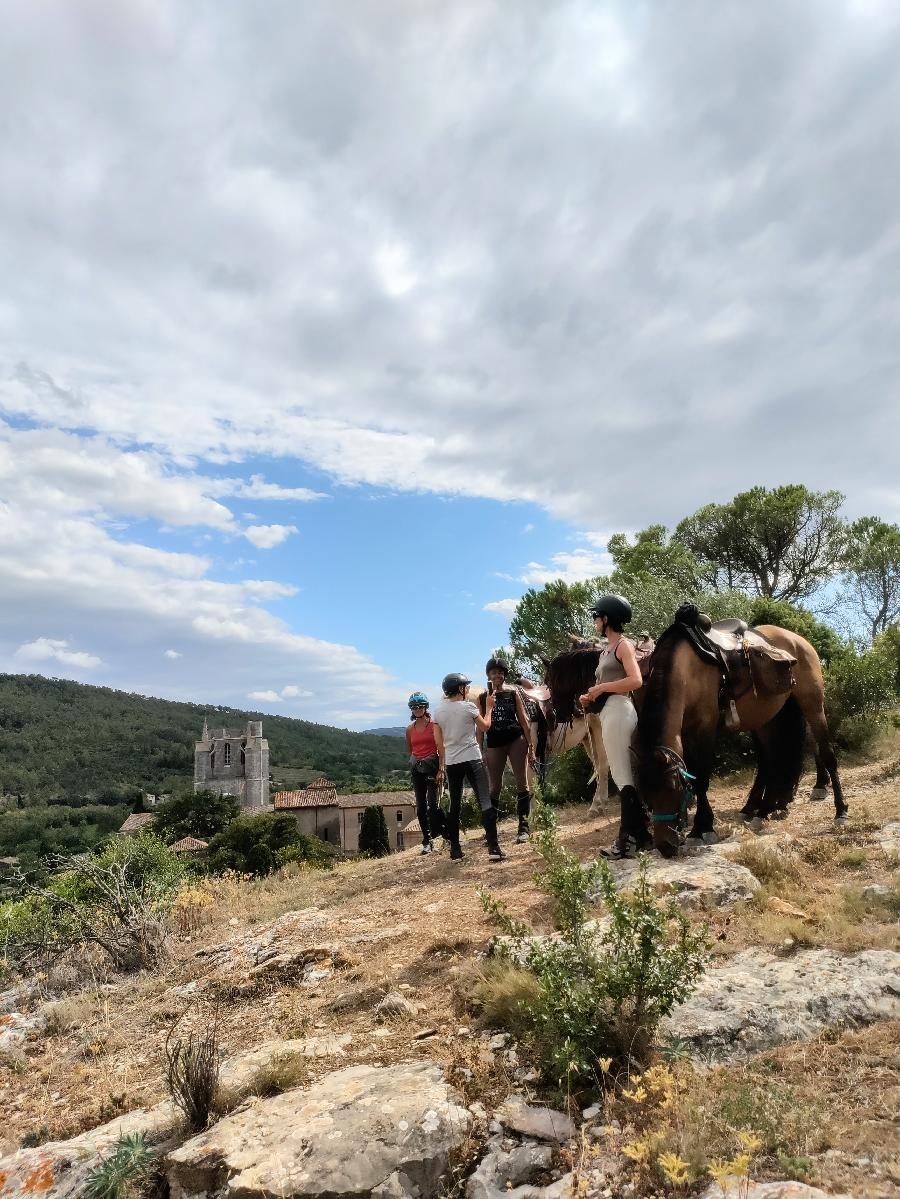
[{"x1": 479, "y1": 657, "x2": 536, "y2": 842}]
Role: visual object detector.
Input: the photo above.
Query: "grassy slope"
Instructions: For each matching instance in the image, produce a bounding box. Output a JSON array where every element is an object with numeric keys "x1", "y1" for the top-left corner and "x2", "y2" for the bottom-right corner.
[{"x1": 2, "y1": 757, "x2": 897, "y2": 1196}]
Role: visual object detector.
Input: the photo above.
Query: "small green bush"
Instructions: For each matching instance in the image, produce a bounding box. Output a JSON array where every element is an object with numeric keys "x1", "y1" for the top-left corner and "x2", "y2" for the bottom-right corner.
[
  {"x1": 480, "y1": 803, "x2": 709, "y2": 1090},
  {"x1": 207, "y1": 813, "x2": 301, "y2": 876},
  {"x1": 85, "y1": 1132, "x2": 155, "y2": 1199},
  {"x1": 1, "y1": 834, "x2": 186, "y2": 975}
]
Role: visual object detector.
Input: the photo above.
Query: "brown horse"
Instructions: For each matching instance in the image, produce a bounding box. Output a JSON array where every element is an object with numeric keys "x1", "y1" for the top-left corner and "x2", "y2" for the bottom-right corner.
[{"x1": 638, "y1": 617, "x2": 847, "y2": 857}]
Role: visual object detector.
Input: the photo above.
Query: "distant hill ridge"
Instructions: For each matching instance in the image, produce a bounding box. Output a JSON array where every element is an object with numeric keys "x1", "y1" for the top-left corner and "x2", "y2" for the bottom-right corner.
[
  {"x1": 0, "y1": 674, "x2": 408, "y2": 805},
  {"x1": 363, "y1": 726, "x2": 407, "y2": 738}
]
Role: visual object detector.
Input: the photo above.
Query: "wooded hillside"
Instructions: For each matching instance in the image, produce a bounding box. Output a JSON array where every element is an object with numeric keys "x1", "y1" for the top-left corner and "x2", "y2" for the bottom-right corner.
[{"x1": 0, "y1": 674, "x2": 407, "y2": 804}]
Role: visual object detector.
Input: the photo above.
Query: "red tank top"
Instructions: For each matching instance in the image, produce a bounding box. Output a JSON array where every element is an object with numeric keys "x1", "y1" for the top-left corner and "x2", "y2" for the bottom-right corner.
[{"x1": 409, "y1": 719, "x2": 438, "y2": 759}]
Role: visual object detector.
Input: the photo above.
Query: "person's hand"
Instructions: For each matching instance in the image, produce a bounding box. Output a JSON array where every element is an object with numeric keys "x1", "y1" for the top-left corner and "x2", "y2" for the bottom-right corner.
[
  {"x1": 485, "y1": 691, "x2": 496, "y2": 709},
  {"x1": 527, "y1": 744, "x2": 536, "y2": 766},
  {"x1": 578, "y1": 685, "x2": 600, "y2": 707}
]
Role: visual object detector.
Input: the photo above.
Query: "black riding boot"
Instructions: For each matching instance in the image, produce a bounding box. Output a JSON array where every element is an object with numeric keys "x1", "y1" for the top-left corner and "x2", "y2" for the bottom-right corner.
[
  {"x1": 516, "y1": 791, "x2": 531, "y2": 843},
  {"x1": 482, "y1": 807, "x2": 505, "y2": 862},
  {"x1": 600, "y1": 786, "x2": 650, "y2": 859},
  {"x1": 622, "y1": 785, "x2": 653, "y2": 849}
]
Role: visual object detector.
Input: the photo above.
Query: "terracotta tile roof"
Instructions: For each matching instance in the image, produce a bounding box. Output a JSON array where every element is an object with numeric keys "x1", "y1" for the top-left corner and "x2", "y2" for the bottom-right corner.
[
  {"x1": 273, "y1": 778, "x2": 338, "y2": 809},
  {"x1": 118, "y1": 812, "x2": 156, "y2": 834},
  {"x1": 336, "y1": 792, "x2": 415, "y2": 809},
  {"x1": 169, "y1": 836, "x2": 209, "y2": 852}
]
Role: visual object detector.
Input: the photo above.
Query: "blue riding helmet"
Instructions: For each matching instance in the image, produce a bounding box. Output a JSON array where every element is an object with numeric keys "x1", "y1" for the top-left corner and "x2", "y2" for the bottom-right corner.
[{"x1": 408, "y1": 692, "x2": 429, "y2": 709}]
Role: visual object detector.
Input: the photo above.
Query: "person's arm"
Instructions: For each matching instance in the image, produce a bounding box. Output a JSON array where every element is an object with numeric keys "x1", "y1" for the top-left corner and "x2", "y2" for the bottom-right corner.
[
  {"x1": 433, "y1": 721, "x2": 445, "y2": 782},
  {"x1": 514, "y1": 689, "x2": 536, "y2": 762},
  {"x1": 580, "y1": 640, "x2": 642, "y2": 704},
  {"x1": 405, "y1": 725, "x2": 413, "y2": 754},
  {"x1": 474, "y1": 692, "x2": 495, "y2": 734}
]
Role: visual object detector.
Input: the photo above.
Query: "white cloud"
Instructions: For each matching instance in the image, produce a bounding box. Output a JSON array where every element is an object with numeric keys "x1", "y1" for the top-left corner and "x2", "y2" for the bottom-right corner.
[
  {"x1": 243, "y1": 524, "x2": 298, "y2": 549},
  {"x1": 164, "y1": 649, "x2": 182, "y2": 659},
  {"x1": 222, "y1": 475, "x2": 325, "y2": 502},
  {"x1": 0, "y1": 4, "x2": 896, "y2": 528},
  {"x1": 247, "y1": 683, "x2": 314, "y2": 703},
  {"x1": 15, "y1": 637, "x2": 102, "y2": 669},
  {"x1": 519, "y1": 549, "x2": 615, "y2": 587},
  {"x1": 483, "y1": 598, "x2": 520, "y2": 616}
]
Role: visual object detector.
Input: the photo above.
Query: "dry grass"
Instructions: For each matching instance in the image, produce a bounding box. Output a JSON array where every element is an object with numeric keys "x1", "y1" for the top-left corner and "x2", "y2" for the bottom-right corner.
[
  {"x1": 1, "y1": 756, "x2": 898, "y2": 1191},
  {"x1": 458, "y1": 958, "x2": 542, "y2": 1039}
]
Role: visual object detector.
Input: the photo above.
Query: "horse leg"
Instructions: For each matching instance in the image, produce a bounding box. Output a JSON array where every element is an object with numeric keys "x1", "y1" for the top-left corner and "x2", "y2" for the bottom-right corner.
[
  {"x1": 807, "y1": 712, "x2": 848, "y2": 821},
  {"x1": 809, "y1": 749, "x2": 832, "y2": 802},
  {"x1": 741, "y1": 735, "x2": 767, "y2": 818},
  {"x1": 680, "y1": 714, "x2": 719, "y2": 839}
]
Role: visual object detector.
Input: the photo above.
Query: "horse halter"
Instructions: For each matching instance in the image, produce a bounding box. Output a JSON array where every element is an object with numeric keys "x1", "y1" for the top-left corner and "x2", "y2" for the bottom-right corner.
[{"x1": 652, "y1": 745, "x2": 696, "y2": 824}]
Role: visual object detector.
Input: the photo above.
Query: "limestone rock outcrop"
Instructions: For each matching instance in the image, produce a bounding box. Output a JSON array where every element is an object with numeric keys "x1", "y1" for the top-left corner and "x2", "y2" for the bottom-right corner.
[
  {"x1": 166, "y1": 1062, "x2": 470, "y2": 1199},
  {"x1": 664, "y1": 947, "x2": 900, "y2": 1060}
]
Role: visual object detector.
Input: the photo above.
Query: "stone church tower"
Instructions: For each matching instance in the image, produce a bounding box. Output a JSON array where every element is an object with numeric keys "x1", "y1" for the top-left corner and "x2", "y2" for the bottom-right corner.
[{"x1": 194, "y1": 718, "x2": 270, "y2": 809}]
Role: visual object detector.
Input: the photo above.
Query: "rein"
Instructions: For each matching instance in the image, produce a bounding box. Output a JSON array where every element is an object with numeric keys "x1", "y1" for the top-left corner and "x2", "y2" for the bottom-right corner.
[{"x1": 651, "y1": 745, "x2": 696, "y2": 824}]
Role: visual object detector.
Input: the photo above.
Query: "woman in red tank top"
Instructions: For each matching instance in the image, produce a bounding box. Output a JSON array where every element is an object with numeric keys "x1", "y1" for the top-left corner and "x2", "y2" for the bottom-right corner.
[{"x1": 405, "y1": 692, "x2": 445, "y2": 853}]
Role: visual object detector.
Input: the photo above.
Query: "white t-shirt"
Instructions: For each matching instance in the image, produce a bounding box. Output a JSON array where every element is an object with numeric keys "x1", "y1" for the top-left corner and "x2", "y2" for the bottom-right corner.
[{"x1": 433, "y1": 698, "x2": 481, "y2": 765}]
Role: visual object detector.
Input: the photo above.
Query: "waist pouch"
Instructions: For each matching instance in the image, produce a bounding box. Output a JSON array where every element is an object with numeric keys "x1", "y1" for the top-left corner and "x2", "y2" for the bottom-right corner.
[{"x1": 410, "y1": 753, "x2": 440, "y2": 776}]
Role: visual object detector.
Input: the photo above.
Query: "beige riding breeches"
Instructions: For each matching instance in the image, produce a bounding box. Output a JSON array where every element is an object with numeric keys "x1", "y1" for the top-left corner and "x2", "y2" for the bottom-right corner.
[{"x1": 598, "y1": 694, "x2": 637, "y2": 790}]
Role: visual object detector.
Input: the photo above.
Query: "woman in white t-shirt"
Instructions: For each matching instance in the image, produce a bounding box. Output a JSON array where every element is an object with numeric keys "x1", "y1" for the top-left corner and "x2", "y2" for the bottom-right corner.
[{"x1": 433, "y1": 672, "x2": 504, "y2": 863}]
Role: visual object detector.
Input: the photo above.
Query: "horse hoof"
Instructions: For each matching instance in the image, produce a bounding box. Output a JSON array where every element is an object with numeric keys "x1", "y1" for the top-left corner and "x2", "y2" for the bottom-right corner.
[
  {"x1": 809, "y1": 788, "x2": 830, "y2": 802},
  {"x1": 834, "y1": 813, "x2": 849, "y2": 824}
]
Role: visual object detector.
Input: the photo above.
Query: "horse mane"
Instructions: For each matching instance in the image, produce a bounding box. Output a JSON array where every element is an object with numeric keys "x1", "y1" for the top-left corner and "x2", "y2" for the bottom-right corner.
[
  {"x1": 546, "y1": 648, "x2": 601, "y2": 722},
  {"x1": 636, "y1": 621, "x2": 690, "y2": 790}
]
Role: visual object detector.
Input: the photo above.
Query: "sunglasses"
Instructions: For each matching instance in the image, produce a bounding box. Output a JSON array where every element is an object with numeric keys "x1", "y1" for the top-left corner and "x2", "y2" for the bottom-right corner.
[{"x1": 411, "y1": 704, "x2": 427, "y2": 710}]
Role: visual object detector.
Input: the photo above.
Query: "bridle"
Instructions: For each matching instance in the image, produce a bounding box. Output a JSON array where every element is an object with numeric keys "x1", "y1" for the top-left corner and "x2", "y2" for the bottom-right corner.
[{"x1": 651, "y1": 745, "x2": 696, "y2": 825}]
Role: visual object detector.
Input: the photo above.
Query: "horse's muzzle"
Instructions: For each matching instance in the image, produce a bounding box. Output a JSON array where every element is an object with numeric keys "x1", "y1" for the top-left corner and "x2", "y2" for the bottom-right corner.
[{"x1": 654, "y1": 823, "x2": 680, "y2": 858}]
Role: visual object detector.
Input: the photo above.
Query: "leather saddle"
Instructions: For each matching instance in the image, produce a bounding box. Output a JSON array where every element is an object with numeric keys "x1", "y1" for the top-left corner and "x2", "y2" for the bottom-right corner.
[{"x1": 672, "y1": 605, "x2": 796, "y2": 727}]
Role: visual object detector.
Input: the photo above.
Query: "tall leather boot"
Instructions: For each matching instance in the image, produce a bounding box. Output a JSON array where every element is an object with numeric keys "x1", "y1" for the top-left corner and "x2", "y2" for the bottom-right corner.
[
  {"x1": 516, "y1": 791, "x2": 531, "y2": 843},
  {"x1": 482, "y1": 807, "x2": 505, "y2": 862},
  {"x1": 623, "y1": 785, "x2": 653, "y2": 850}
]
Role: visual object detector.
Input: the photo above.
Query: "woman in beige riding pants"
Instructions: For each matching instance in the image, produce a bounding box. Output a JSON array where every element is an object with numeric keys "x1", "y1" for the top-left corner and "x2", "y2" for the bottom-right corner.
[{"x1": 578, "y1": 594, "x2": 652, "y2": 859}]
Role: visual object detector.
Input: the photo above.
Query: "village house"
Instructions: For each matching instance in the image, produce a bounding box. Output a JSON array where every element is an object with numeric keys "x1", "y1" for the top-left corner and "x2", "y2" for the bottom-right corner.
[{"x1": 273, "y1": 778, "x2": 415, "y2": 854}]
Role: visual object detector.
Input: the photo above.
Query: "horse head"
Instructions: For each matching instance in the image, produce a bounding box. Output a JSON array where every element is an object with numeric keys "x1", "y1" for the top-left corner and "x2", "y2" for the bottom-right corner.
[{"x1": 545, "y1": 646, "x2": 602, "y2": 724}]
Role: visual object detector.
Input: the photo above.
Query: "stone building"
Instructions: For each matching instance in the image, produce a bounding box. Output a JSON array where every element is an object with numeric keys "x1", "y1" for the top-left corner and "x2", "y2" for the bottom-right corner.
[
  {"x1": 273, "y1": 778, "x2": 415, "y2": 854},
  {"x1": 194, "y1": 718, "x2": 270, "y2": 810}
]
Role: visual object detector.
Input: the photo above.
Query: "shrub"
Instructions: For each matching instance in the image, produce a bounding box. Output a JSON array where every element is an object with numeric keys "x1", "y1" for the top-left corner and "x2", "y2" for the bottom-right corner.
[
  {"x1": 480, "y1": 803, "x2": 709, "y2": 1089},
  {"x1": 1, "y1": 834, "x2": 186, "y2": 974},
  {"x1": 358, "y1": 805, "x2": 390, "y2": 858},
  {"x1": 275, "y1": 834, "x2": 336, "y2": 871},
  {"x1": 826, "y1": 638, "x2": 898, "y2": 754},
  {"x1": 164, "y1": 1014, "x2": 221, "y2": 1132},
  {"x1": 84, "y1": 1132, "x2": 155, "y2": 1199},
  {"x1": 207, "y1": 813, "x2": 301, "y2": 876}
]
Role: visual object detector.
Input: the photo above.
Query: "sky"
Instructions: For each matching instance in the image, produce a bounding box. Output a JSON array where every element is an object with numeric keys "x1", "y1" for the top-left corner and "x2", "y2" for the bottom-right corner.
[{"x1": 0, "y1": 0, "x2": 898, "y2": 730}]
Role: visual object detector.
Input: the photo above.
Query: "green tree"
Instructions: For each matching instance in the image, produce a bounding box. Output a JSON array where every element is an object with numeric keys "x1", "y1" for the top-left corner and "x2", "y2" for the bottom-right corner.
[
  {"x1": 207, "y1": 813, "x2": 300, "y2": 876},
  {"x1": 607, "y1": 525, "x2": 702, "y2": 592},
  {"x1": 675, "y1": 485, "x2": 848, "y2": 601},
  {"x1": 509, "y1": 580, "x2": 597, "y2": 672},
  {"x1": 153, "y1": 789, "x2": 241, "y2": 843},
  {"x1": 748, "y1": 597, "x2": 847, "y2": 667},
  {"x1": 843, "y1": 517, "x2": 900, "y2": 643},
  {"x1": 358, "y1": 804, "x2": 390, "y2": 858}
]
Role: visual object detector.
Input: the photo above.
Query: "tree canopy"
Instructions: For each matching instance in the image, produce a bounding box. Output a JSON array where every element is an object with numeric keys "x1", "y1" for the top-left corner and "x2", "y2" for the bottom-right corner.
[
  {"x1": 674, "y1": 485, "x2": 847, "y2": 602},
  {"x1": 843, "y1": 517, "x2": 900, "y2": 642},
  {"x1": 153, "y1": 790, "x2": 241, "y2": 844}
]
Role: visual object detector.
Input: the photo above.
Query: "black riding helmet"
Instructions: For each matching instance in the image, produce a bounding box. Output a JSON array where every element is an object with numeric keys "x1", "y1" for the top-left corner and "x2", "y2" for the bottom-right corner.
[
  {"x1": 442, "y1": 672, "x2": 471, "y2": 696},
  {"x1": 485, "y1": 656, "x2": 509, "y2": 676},
  {"x1": 590, "y1": 593, "x2": 632, "y2": 631}
]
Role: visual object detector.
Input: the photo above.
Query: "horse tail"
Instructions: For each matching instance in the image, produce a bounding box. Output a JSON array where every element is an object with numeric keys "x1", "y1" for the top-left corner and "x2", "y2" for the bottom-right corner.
[{"x1": 765, "y1": 695, "x2": 806, "y2": 808}]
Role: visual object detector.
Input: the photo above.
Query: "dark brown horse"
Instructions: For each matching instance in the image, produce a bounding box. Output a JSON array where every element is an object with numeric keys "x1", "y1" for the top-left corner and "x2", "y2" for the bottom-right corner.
[{"x1": 638, "y1": 617, "x2": 847, "y2": 857}]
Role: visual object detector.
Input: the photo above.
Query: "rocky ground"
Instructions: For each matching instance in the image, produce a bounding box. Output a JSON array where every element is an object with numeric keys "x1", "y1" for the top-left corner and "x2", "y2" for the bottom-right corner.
[{"x1": 0, "y1": 757, "x2": 897, "y2": 1199}]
